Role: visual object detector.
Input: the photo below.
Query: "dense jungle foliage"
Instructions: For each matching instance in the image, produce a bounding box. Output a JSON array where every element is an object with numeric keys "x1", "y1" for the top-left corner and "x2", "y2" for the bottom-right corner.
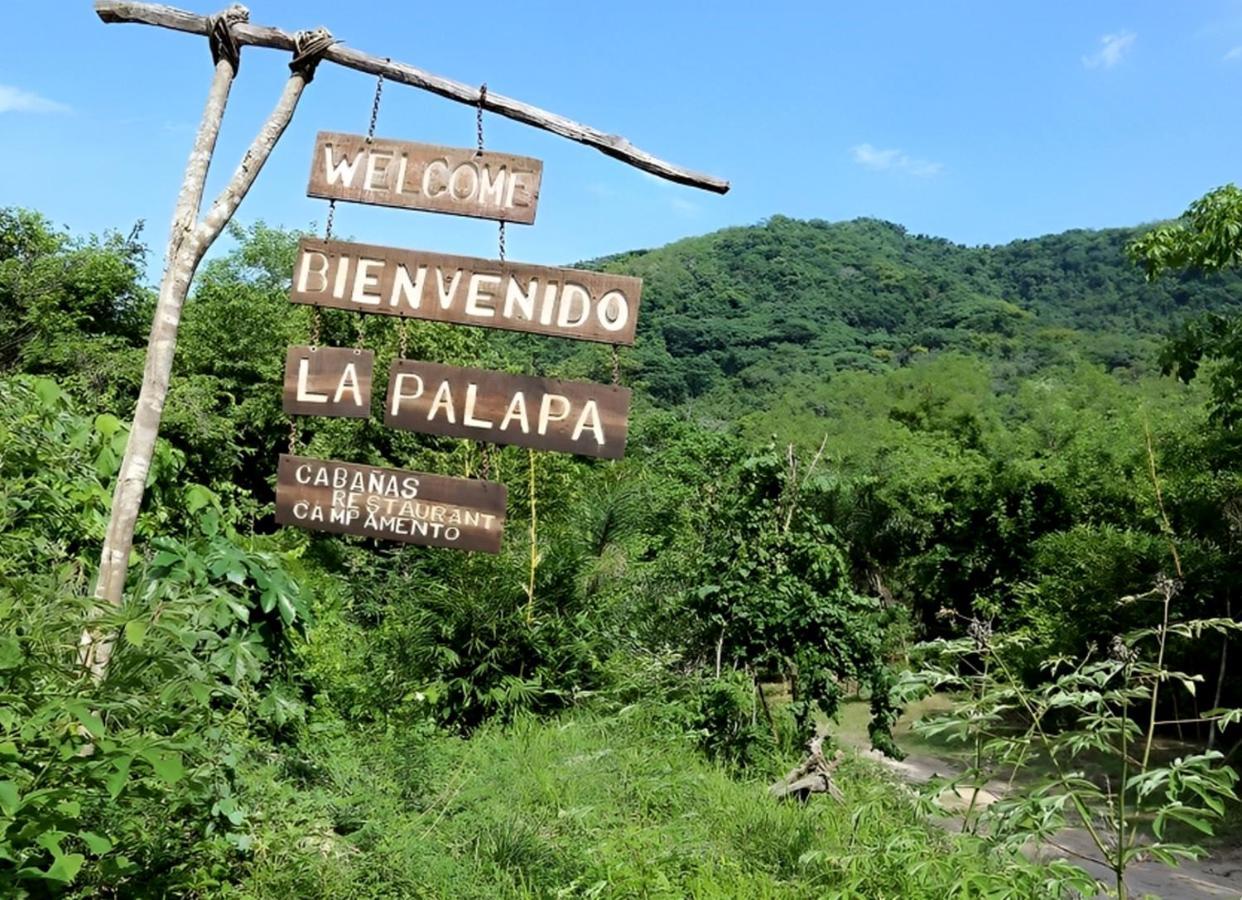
[{"x1": 2, "y1": 199, "x2": 1241, "y2": 896}]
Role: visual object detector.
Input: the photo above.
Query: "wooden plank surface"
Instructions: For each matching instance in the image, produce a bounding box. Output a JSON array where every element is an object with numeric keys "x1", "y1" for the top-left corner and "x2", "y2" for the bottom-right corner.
[
  {"x1": 283, "y1": 345, "x2": 374, "y2": 417},
  {"x1": 386, "y1": 360, "x2": 630, "y2": 459},
  {"x1": 275, "y1": 454, "x2": 506, "y2": 553},
  {"x1": 307, "y1": 132, "x2": 542, "y2": 224},
  {"x1": 291, "y1": 238, "x2": 641, "y2": 345}
]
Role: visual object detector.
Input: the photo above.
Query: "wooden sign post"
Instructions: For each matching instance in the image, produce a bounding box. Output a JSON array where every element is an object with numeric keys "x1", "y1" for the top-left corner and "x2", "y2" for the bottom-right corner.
[
  {"x1": 308, "y1": 132, "x2": 542, "y2": 223},
  {"x1": 291, "y1": 238, "x2": 642, "y2": 344},
  {"x1": 283, "y1": 346, "x2": 373, "y2": 417},
  {"x1": 276, "y1": 454, "x2": 506, "y2": 552},
  {"x1": 86, "y1": 0, "x2": 727, "y2": 681},
  {"x1": 386, "y1": 361, "x2": 632, "y2": 459}
]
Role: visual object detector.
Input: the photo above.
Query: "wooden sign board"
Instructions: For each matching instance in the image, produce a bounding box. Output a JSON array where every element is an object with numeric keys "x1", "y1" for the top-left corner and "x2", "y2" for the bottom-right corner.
[
  {"x1": 386, "y1": 360, "x2": 631, "y2": 459},
  {"x1": 307, "y1": 131, "x2": 542, "y2": 224},
  {"x1": 283, "y1": 346, "x2": 374, "y2": 417},
  {"x1": 291, "y1": 238, "x2": 642, "y2": 346},
  {"x1": 275, "y1": 454, "x2": 506, "y2": 553}
]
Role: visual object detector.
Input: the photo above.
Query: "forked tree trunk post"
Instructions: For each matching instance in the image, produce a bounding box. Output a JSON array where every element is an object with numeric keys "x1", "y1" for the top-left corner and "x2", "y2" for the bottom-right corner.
[
  {"x1": 80, "y1": 10, "x2": 332, "y2": 680},
  {"x1": 84, "y1": 1, "x2": 728, "y2": 682}
]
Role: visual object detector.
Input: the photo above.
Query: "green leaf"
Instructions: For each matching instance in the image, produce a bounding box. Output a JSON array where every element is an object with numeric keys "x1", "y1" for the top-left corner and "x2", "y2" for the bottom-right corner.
[
  {"x1": 151, "y1": 549, "x2": 182, "y2": 569},
  {"x1": 223, "y1": 596, "x2": 251, "y2": 623},
  {"x1": 45, "y1": 851, "x2": 85, "y2": 883},
  {"x1": 56, "y1": 799, "x2": 81, "y2": 818},
  {"x1": 276, "y1": 590, "x2": 297, "y2": 626},
  {"x1": 0, "y1": 780, "x2": 19, "y2": 816},
  {"x1": 0, "y1": 636, "x2": 21, "y2": 669},
  {"x1": 94, "y1": 413, "x2": 122, "y2": 439},
  {"x1": 142, "y1": 749, "x2": 184, "y2": 785},
  {"x1": 106, "y1": 755, "x2": 133, "y2": 800},
  {"x1": 79, "y1": 831, "x2": 113, "y2": 855},
  {"x1": 66, "y1": 702, "x2": 104, "y2": 739},
  {"x1": 33, "y1": 378, "x2": 64, "y2": 408},
  {"x1": 185, "y1": 484, "x2": 215, "y2": 514},
  {"x1": 124, "y1": 619, "x2": 148, "y2": 648}
]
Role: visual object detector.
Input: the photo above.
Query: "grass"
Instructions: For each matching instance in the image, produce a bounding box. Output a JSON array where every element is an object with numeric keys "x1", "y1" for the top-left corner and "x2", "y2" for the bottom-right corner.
[{"x1": 224, "y1": 703, "x2": 1056, "y2": 898}]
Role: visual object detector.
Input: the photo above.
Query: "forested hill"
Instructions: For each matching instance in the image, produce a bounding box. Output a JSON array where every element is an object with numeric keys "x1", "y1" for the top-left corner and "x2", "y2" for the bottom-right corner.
[{"x1": 575, "y1": 215, "x2": 1242, "y2": 411}]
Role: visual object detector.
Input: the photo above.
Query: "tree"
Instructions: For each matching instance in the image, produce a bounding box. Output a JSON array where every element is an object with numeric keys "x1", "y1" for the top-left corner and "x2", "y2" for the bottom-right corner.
[
  {"x1": 1129, "y1": 184, "x2": 1242, "y2": 427},
  {"x1": 693, "y1": 443, "x2": 904, "y2": 756}
]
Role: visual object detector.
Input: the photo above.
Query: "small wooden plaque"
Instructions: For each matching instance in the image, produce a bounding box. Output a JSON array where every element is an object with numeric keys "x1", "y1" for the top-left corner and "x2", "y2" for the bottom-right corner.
[
  {"x1": 385, "y1": 360, "x2": 630, "y2": 460},
  {"x1": 290, "y1": 238, "x2": 642, "y2": 345},
  {"x1": 307, "y1": 131, "x2": 542, "y2": 224},
  {"x1": 282, "y1": 346, "x2": 374, "y2": 418},
  {"x1": 275, "y1": 454, "x2": 507, "y2": 553}
]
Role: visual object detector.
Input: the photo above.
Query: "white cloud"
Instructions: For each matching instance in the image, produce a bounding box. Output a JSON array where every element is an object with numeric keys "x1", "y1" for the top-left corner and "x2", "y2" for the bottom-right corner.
[
  {"x1": 850, "y1": 143, "x2": 943, "y2": 177},
  {"x1": 1225, "y1": 45, "x2": 1242, "y2": 62},
  {"x1": 0, "y1": 84, "x2": 70, "y2": 114},
  {"x1": 1082, "y1": 31, "x2": 1136, "y2": 69}
]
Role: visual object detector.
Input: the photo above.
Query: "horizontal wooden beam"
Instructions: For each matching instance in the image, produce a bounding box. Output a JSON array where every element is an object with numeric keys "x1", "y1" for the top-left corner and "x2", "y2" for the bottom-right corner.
[{"x1": 94, "y1": 0, "x2": 730, "y2": 194}]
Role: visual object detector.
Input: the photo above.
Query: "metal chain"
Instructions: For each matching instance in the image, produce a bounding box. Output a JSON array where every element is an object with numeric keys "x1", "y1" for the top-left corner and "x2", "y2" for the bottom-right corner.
[
  {"x1": 366, "y1": 69, "x2": 385, "y2": 142},
  {"x1": 611, "y1": 345, "x2": 621, "y2": 386},
  {"x1": 324, "y1": 199, "x2": 336, "y2": 240},
  {"x1": 476, "y1": 83, "x2": 487, "y2": 155},
  {"x1": 352, "y1": 70, "x2": 386, "y2": 348},
  {"x1": 398, "y1": 318, "x2": 408, "y2": 358},
  {"x1": 287, "y1": 414, "x2": 301, "y2": 453},
  {"x1": 309, "y1": 306, "x2": 322, "y2": 347},
  {"x1": 476, "y1": 82, "x2": 498, "y2": 480}
]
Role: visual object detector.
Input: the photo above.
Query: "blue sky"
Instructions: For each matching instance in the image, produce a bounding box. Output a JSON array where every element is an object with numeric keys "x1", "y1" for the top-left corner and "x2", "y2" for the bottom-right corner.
[{"x1": 3, "y1": 2, "x2": 1242, "y2": 273}]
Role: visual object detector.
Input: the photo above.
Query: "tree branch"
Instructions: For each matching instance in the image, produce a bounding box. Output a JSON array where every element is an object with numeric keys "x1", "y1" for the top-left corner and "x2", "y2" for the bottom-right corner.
[
  {"x1": 191, "y1": 72, "x2": 307, "y2": 256},
  {"x1": 93, "y1": 0, "x2": 729, "y2": 194},
  {"x1": 82, "y1": 60, "x2": 314, "y2": 682}
]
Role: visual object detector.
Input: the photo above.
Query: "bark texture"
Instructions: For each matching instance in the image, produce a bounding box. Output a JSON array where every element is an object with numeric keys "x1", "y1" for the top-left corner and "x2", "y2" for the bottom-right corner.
[{"x1": 82, "y1": 58, "x2": 311, "y2": 680}]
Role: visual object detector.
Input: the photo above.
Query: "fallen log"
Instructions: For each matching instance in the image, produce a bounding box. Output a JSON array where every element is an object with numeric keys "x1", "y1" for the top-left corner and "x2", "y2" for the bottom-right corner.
[{"x1": 769, "y1": 736, "x2": 844, "y2": 803}]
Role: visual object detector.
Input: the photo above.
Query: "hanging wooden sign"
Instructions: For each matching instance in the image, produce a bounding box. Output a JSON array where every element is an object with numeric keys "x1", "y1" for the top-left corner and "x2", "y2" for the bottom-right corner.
[
  {"x1": 275, "y1": 453, "x2": 507, "y2": 552},
  {"x1": 307, "y1": 131, "x2": 542, "y2": 223},
  {"x1": 283, "y1": 345, "x2": 374, "y2": 417},
  {"x1": 291, "y1": 238, "x2": 642, "y2": 345},
  {"x1": 386, "y1": 360, "x2": 631, "y2": 459}
]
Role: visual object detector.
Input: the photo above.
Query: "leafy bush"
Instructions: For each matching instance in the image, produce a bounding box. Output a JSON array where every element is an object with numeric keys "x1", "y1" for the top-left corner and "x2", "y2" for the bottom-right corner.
[{"x1": 0, "y1": 375, "x2": 309, "y2": 894}]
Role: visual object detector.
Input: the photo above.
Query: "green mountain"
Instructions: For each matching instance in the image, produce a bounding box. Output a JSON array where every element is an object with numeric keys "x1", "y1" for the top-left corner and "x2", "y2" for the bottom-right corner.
[{"x1": 571, "y1": 215, "x2": 1241, "y2": 412}]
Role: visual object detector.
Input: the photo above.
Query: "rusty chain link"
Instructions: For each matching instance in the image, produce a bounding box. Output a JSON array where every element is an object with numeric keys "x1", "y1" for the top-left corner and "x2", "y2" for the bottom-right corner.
[
  {"x1": 471, "y1": 83, "x2": 499, "y2": 478},
  {"x1": 366, "y1": 69, "x2": 385, "y2": 143},
  {"x1": 354, "y1": 70, "x2": 386, "y2": 345},
  {"x1": 309, "y1": 306, "x2": 322, "y2": 347},
  {"x1": 288, "y1": 414, "x2": 301, "y2": 453},
  {"x1": 476, "y1": 83, "x2": 487, "y2": 155}
]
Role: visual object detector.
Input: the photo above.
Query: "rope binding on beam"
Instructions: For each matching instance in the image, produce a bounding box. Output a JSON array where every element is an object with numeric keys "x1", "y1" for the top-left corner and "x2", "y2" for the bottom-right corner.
[
  {"x1": 207, "y1": 4, "x2": 248, "y2": 72},
  {"x1": 290, "y1": 27, "x2": 337, "y2": 82}
]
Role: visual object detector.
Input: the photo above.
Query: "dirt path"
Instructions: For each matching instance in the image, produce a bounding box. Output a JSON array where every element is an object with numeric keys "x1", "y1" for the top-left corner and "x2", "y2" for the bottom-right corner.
[{"x1": 854, "y1": 745, "x2": 1242, "y2": 899}]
